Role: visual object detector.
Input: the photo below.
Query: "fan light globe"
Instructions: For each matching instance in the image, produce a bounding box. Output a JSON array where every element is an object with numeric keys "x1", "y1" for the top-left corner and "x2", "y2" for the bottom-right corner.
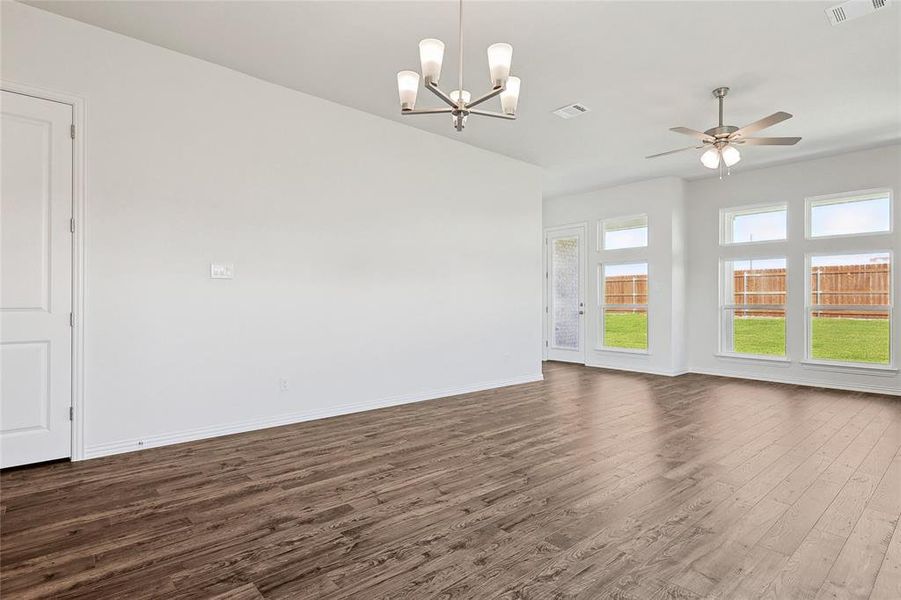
[
  {"x1": 721, "y1": 145, "x2": 741, "y2": 167},
  {"x1": 700, "y1": 147, "x2": 721, "y2": 169},
  {"x1": 419, "y1": 39, "x2": 445, "y2": 84},
  {"x1": 397, "y1": 71, "x2": 420, "y2": 111}
]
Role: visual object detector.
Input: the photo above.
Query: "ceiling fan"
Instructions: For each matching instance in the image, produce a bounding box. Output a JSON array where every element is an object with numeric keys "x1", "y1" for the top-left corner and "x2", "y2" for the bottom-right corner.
[{"x1": 647, "y1": 87, "x2": 801, "y2": 175}]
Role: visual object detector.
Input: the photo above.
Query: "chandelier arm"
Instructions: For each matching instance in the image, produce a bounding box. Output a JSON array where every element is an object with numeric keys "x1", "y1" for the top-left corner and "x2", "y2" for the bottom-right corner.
[
  {"x1": 403, "y1": 108, "x2": 455, "y2": 115},
  {"x1": 425, "y1": 81, "x2": 458, "y2": 109},
  {"x1": 402, "y1": 108, "x2": 455, "y2": 115},
  {"x1": 469, "y1": 109, "x2": 516, "y2": 120},
  {"x1": 465, "y1": 86, "x2": 504, "y2": 110}
]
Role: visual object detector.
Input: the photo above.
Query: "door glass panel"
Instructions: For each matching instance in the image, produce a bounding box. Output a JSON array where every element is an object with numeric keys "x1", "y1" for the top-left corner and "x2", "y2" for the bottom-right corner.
[{"x1": 552, "y1": 237, "x2": 579, "y2": 349}]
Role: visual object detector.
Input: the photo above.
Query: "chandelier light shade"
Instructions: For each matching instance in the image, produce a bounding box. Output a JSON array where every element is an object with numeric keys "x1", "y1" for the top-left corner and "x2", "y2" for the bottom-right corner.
[
  {"x1": 487, "y1": 43, "x2": 513, "y2": 87},
  {"x1": 418, "y1": 39, "x2": 445, "y2": 84},
  {"x1": 500, "y1": 76, "x2": 521, "y2": 115},
  {"x1": 395, "y1": 0, "x2": 521, "y2": 131},
  {"x1": 451, "y1": 90, "x2": 472, "y2": 125},
  {"x1": 397, "y1": 71, "x2": 420, "y2": 111}
]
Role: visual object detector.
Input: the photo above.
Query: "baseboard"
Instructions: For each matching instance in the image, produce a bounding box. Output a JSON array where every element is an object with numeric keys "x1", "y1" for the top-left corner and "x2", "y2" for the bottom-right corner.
[
  {"x1": 583, "y1": 362, "x2": 688, "y2": 377},
  {"x1": 687, "y1": 366, "x2": 900, "y2": 397},
  {"x1": 582, "y1": 361, "x2": 897, "y2": 396},
  {"x1": 82, "y1": 372, "x2": 544, "y2": 460}
]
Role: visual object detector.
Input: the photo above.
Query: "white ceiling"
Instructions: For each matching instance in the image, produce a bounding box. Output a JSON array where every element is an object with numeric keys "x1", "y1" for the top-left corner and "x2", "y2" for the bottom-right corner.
[{"x1": 25, "y1": 0, "x2": 901, "y2": 197}]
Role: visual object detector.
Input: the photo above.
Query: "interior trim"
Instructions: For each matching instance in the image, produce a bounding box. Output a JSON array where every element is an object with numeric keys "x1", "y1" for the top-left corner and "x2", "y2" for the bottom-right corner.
[{"x1": 83, "y1": 372, "x2": 544, "y2": 459}]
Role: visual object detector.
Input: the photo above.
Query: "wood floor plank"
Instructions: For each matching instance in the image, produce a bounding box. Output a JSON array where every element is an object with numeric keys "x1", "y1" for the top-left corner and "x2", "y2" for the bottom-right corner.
[
  {"x1": 1, "y1": 362, "x2": 898, "y2": 599},
  {"x1": 815, "y1": 508, "x2": 897, "y2": 600},
  {"x1": 761, "y1": 527, "x2": 847, "y2": 600},
  {"x1": 871, "y1": 517, "x2": 901, "y2": 600}
]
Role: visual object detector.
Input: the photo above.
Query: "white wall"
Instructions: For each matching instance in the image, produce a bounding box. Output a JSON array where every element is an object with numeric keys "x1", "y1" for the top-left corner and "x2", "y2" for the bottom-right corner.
[
  {"x1": 1, "y1": 1, "x2": 543, "y2": 458},
  {"x1": 543, "y1": 177, "x2": 688, "y2": 376},
  {"x1": 686, "y1": 145, "x2": 900, "y2": 395}
]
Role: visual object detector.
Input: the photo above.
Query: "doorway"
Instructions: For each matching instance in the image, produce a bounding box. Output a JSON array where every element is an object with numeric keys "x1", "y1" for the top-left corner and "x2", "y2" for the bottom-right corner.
[{"x1": 544, "y1": 225, "x2": 586, "y2": 363}]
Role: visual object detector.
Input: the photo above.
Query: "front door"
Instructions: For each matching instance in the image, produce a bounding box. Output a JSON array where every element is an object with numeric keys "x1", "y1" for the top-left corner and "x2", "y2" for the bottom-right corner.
[
  {"x1": 545, "y1": 226, "x2": 585, "y2": 363},
  {"x1": 1, "y1": 90, "x2": 74, "y2": 468}
]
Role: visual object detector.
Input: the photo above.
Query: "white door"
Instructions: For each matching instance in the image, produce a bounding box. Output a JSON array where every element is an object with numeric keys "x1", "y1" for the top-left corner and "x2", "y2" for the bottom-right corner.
[
  {"x1": 545, "y1": 226, "x2": 585, "y2": 363},
  {"x1": 1, "y1": 90, "x2": 74, "y2": 468}
]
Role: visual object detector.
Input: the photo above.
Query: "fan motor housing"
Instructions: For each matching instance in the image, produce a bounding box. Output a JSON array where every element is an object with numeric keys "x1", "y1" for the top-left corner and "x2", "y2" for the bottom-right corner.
[{"x1": 705, "y1": 125, "x2": 739, "y2": 138}]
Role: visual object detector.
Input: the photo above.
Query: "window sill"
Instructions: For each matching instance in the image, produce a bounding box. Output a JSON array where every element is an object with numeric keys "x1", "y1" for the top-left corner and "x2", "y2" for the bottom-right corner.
[
  {"x1": 595, "y1": 347, "x2": 650, "y2": 356},
  {"x1": 715, "y1": 352, "x2": 791, "y2": 365},
  {"x1": 800, "y1": 360, "x2": 898, "y2": 375},
  {"x1": 720, "y1": 239, "x2": 788, "y2": 248}
]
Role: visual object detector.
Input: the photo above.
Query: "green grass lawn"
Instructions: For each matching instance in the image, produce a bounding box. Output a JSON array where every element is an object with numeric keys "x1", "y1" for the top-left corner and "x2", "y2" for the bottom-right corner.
[
  {"x1": 733, "y1": 317, "x2": 785, "y2": 357},
  {"x1": 604, "y1": 312, "x2": 648, "y2": 350},
  {"x1": 605, "y1": 313, "x2": 889, "y2": 363},
  {"x1": 809, "y1": 317, "x2": 890, "y2": 364}
]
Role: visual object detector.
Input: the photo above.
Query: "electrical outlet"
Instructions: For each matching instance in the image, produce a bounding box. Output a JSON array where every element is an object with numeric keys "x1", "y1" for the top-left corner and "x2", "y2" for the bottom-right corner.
[{"x1": 279, "y1": 378, "x2": 289, "y2": 392}]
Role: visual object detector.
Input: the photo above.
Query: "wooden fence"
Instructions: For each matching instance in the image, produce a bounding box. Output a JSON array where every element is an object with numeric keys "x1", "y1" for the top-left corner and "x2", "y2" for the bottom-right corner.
[
  {"x1": 604, "y1": 275, "x2": 647, "y2": 314},
  {"x1": 729, "y1": 264, "x2": 889, "y2": 318},
  {"x1": 604, "y1": 263, "x2": 890, "y2": 319}
]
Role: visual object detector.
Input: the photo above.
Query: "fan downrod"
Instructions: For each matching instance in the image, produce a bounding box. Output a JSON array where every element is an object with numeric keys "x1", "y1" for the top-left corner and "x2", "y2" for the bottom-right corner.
[{"x1": 705, "y1": 86, "x2": 737, "y2": 138}]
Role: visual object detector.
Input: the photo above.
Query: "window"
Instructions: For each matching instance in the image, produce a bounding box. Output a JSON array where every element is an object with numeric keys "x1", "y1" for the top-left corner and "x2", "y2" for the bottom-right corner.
[
  {"x1": 601, "y1": 215, "x2": 648, "y2": 250},
  {"x1": 721, "y1": 258, "x2": 787, "y2": 357},
  {"x1": 806, "y1": 252, "x2": 892, "y2": 366},
  {"x1": 600, "y1": 262, "x2": 648, "y2": 350},
  {"x1": 808, "y1": 191, "x2": 892, "y2": 239},
  {"x1": 721, "y1": 204, "x2": 787, "y2": 245}
]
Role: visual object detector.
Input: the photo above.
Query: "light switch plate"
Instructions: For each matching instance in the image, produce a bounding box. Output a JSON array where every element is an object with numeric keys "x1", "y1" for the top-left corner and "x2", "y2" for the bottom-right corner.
[{"x1": 210, "y1": 263, "x2": 234, "y2": 279}]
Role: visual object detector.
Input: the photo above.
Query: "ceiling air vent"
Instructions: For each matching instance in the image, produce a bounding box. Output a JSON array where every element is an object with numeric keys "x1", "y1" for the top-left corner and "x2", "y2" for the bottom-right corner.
[
  {"x1": 552, "y1": 103, "x2": 591, "y2": 119},
  {"x1": 826, "y1": 0, "x2": 889, "y2": 25}
]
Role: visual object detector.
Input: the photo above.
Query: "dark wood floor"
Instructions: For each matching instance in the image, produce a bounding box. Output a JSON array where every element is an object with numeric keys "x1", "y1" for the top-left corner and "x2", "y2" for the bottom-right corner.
[{"x1": 2, "y1": 363, "x2": 900, "y2": 599}]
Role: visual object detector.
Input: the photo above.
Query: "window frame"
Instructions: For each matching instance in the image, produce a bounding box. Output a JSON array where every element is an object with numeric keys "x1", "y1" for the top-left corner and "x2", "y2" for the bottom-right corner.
[
  {"x1": 598, "y1": 213, "x2": 649, "y2": 252},
  {"x1": 598, "y1": 260, "x2": 650, "y2": 354},
  {"x1": 719, "y1": 202, "x2": 789, "y2": 246},
  {"x1": 718, "y1": 256, "x2": 789, "y2": 361},
  {"x1": 805, "y1": 188, "x2": 894, "y2": 241},
  {"x1": 803, "y1": 250, "x2": 894, "y2": 370}
]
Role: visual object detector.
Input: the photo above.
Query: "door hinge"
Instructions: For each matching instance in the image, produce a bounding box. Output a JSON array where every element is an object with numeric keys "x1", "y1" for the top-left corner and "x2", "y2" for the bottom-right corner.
[
  {"x1": 70, "y1": 124, "x2": 76, "y2": 139},
  {"x1": 545, "y1": 340, "x2": 549, "y2": 347},
  {"x1": 69, "y1": 406, "x2": 74, "y2": 421},
  {"x1": 545, "y1": 306, "x2": 548, "y2": 313},
  {"x1": 70, "y1": 218, "x2": 76, "y2": 233},
  {"x1": 69, "y1": 312, "x2": 75, "y2": 327}
]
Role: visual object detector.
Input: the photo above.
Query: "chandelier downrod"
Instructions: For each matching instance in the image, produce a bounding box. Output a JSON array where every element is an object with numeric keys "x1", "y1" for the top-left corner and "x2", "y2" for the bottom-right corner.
[{"x1": 458, "y1": 0, "x2": 463, "y2": 107}]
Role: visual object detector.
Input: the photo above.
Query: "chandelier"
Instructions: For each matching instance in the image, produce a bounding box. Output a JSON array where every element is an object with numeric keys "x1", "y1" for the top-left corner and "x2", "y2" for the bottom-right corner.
[{"x1": 395, "y1": 0, "x2": 521, "y2": 131}]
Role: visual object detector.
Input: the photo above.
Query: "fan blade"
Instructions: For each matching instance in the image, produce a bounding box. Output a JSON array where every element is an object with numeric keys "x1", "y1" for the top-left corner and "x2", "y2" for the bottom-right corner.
[
  {"x1": 670, "y1": 127, "x2": 714, "y2": 142},
  {"x1": 734, "y1": 137, "x2": 801, "y2": 145},
  {"x1": 732, "y1": 112, "x2": 792, "y2": 138},
  {"x1": 646, "y1": 145, "x2": 704, "y2": 159}
]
